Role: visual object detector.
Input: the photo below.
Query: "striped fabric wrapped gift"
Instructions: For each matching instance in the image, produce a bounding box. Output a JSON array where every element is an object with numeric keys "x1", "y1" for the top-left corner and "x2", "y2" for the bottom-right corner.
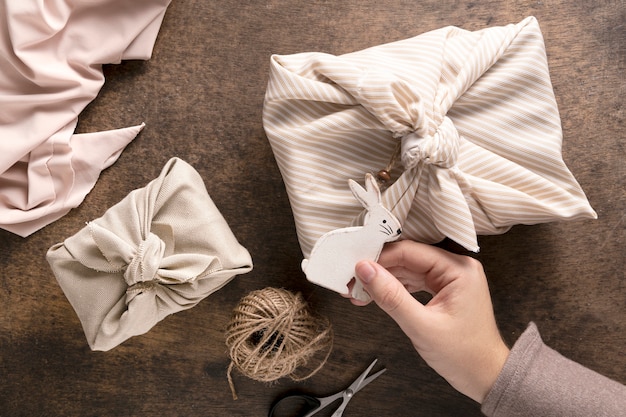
[{"x1": 263, "y1": 16, "x2": 596, "y2": 257}]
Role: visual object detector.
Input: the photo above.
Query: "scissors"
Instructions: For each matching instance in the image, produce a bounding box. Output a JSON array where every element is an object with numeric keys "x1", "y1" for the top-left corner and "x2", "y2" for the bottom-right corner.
[{"x1": 268, "y1": 359, "x2": 386, "y2": 417}]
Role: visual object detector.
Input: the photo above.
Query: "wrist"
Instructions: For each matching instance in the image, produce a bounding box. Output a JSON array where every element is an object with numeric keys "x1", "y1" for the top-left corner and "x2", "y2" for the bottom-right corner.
[{"x1": 475, "y1": 339, "x2": 510, "y2": 403}]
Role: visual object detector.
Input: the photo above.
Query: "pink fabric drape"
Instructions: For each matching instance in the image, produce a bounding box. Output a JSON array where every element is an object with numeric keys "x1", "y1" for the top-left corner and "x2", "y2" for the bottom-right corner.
[{"x1": 0, "y1": 0, "x2": 171, "y2": 237}]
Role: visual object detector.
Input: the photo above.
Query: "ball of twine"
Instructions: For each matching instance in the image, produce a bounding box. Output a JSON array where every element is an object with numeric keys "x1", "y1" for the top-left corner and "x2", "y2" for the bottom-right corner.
[{"x1": 225, "y1": 287, "x2": 333, "y2": 399}]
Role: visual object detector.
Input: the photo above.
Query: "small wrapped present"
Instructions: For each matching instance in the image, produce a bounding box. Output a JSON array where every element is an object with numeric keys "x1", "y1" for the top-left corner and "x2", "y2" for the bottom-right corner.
[{"x1": 47, "y1": 158, "x2": 253, "y2": 351}]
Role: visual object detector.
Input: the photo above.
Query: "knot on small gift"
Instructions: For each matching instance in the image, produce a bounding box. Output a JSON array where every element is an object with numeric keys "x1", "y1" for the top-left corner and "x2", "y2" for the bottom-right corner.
[
  {"x1": 400, "y1": 116, "x2": 460, "y2": 169},
  {"x1": 123, "y1": 232, "x2": 166, "y2": 288}
]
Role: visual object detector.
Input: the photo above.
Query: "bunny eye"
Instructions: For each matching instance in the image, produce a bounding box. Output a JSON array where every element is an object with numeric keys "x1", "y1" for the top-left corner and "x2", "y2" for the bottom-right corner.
[{"x1": 382, "y1": 220, "x2": 387, "y2": 223}]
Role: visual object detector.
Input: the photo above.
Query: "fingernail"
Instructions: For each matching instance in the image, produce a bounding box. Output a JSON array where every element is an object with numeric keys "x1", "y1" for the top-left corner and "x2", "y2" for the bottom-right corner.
[{"x1": 355, "y1": 261, "x2": 376, "y2": 284}]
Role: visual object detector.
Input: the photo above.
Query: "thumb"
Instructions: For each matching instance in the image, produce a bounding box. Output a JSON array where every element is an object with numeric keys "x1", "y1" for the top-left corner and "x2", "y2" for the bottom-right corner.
[{"x1": 355, "y1": 260, "x2": 426, "y2": 330}]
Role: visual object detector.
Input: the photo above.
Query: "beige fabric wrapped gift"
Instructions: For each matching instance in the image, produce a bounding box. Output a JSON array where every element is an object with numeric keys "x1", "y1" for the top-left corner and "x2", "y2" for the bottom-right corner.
[
  {"x1": 47, "y1": 158, "x2": 253, "y2": 351},
  {"x1": 263, "y1": 16, "x2": 596, "y2": 255}
]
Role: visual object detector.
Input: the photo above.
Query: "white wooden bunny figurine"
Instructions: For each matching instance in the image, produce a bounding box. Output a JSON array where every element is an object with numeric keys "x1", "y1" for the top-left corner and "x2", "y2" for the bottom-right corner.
[{"x1": 301, "y1": 173, "x2": 402, "y2": 302}]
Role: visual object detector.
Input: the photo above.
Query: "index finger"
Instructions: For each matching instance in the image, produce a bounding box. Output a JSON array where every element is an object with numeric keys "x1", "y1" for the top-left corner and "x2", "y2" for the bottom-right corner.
[{"x1": 378, "y1": 240, "x2": 472, "y2": 293}]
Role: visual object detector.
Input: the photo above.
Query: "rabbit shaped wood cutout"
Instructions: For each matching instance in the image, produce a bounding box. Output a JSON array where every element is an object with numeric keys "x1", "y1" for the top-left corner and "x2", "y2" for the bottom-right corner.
[{"x1": 301, "y1": 173, "x2": 402, "y2": 302}]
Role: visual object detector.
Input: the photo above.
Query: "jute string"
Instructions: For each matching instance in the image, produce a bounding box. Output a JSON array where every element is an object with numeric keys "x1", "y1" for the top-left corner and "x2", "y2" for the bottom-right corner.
[{"x1": 225, "y1": 287, "x2": 333, "y2": 400}]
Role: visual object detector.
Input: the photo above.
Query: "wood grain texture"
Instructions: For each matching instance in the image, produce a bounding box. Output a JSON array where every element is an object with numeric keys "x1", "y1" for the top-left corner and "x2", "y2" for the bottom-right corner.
[{"x1": 1, "y1": 1, "x2": 623, "y2": 416}]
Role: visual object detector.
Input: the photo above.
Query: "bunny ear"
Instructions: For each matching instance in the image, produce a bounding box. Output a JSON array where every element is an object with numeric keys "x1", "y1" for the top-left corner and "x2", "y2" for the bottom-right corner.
[
  {"x1": 349, "y1": 173, "x2": 381, "y2": 209},
  {"x1": 363, "y1": 173, "x2": 382, "y2": 207},
  {"x1": 348, "y1": 178, "x2": 369, "y2": 208}
]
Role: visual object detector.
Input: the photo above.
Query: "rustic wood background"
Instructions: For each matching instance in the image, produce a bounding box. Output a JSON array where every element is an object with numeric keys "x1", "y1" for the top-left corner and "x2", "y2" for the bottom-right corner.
[{"x1": 1, "y1": 1, "x2": 624, "y2": 416}]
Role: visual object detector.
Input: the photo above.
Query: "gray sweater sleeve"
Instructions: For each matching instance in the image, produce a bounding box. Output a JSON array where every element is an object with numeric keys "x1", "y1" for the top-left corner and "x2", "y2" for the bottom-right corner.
[{"x1": 481, "y1": 322, "x2": 626, "y2": 417}]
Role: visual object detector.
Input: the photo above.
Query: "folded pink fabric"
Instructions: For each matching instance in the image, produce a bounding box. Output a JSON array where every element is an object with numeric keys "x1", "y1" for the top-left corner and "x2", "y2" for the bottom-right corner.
[{"x1": 0, "y1": 0, "x2": 171, "y2": 237}]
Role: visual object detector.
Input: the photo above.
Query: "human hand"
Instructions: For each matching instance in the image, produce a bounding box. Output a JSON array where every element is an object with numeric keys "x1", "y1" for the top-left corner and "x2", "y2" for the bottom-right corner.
[{"x1": 352, "y1": 240, "x2": 509, "y2": 403}]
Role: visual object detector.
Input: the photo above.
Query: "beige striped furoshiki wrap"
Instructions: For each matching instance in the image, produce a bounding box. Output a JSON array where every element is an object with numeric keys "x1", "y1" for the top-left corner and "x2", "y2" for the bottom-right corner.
[{"x1": 262, "y1": 16, "x2": 596, "y2": 256}]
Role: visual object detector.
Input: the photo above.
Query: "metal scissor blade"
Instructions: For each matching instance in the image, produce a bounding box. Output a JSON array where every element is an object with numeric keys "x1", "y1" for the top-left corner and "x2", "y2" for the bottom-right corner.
[
  {"x1": 329, "y1": 360, "x2": 386, "y2": 417},
  {"x1": 348, "y1": 359, "x2": 386, "y2": 394},
  {"x1": 354, "y1": 368, "x2": 386, "y2": 394}
]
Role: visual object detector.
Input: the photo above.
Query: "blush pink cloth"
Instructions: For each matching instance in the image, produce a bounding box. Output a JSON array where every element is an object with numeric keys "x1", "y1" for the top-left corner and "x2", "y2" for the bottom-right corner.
[{"x1": 0, "y1": 0, "x2": 171, "y2": 237}]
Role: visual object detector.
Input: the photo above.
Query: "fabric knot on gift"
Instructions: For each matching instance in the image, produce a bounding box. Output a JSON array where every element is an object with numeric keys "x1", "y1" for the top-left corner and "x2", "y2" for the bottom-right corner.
[
  {"x1": 86, "y1": 222, "x2": 184, "y2": 289},
  {"x1": 124, "y1": 232, "x2": 166, "y2": 288},
  {"x1": 401, "y1": 117, "x2": 460, "y2": 169}
]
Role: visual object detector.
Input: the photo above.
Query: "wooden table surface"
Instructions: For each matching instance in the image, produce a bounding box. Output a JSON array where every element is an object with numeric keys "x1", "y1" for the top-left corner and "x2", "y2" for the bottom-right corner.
[{"x1": 1, "y1": 1, "x2": 624, "y2": 416}]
